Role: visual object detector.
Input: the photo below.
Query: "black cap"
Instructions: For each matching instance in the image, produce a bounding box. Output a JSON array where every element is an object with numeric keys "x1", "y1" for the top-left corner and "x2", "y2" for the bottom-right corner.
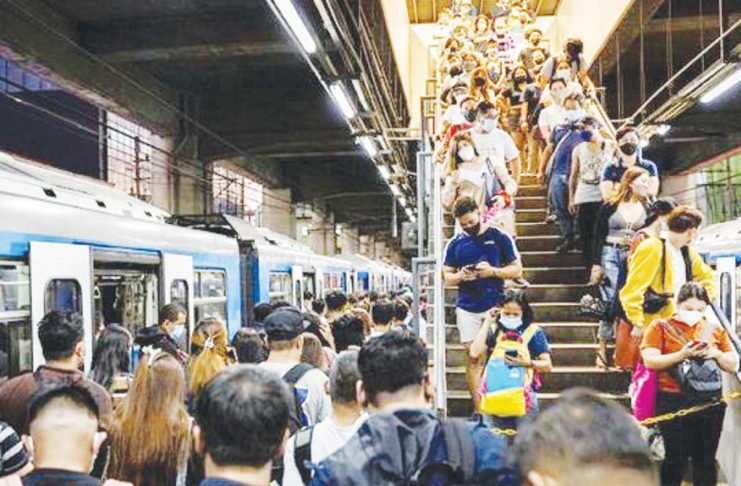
[{"x1": 263, "y1": 306, "x2": 305, "y2": 341}]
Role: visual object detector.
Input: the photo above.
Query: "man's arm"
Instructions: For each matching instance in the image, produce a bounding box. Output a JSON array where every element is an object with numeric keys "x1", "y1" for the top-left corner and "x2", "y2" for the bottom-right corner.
[
  {"x1": 474, "y1": 258, "x2": 523, "y2": 280},
  {"x1": 537, "y1": 143, "x2": 554, "y2": 185},
  {"x1": 568, "y1": 147, "x2": 581, "y2": 215},
  {"x1": 647, "y1": 175, "x2": 660, "y2": 197}
]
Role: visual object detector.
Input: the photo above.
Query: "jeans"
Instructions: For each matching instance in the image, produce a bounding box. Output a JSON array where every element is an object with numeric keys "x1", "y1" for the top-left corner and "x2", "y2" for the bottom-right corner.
[
  {"x1": 548, "y1": 173, "x2": 573, "y2": 242},
  {"x1": 657, "y1": 392, "x2": 725, "y2": 486},
  {"x1": 599, "y1": 245, "x2": 627, "y2": 341}
]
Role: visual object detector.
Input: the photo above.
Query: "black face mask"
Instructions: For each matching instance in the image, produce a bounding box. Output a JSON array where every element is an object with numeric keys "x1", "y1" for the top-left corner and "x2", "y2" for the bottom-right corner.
[
  {"x1": 464, "y1": 223, "x2": 481, "y2": 237},
  {"x1": 464, "y1": 110, "x2": 477, "y2": 122},
  {"x1": 620, "y1": 142, "x2": 638, "y2": 156}
]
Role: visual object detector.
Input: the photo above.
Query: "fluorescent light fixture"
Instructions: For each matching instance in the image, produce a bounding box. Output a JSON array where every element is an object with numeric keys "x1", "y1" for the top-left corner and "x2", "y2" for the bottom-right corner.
[
  {"x1": 656, "y1": 124, "x2": 671, "y2": 136},
  {"x1": 377, "y1": 165, "x2": 390, "y2": 181},
  {"x1": 390, "y1": 185, "x2": 401, "y2": 197},
  {"x1": 358, "y1": 136, "x2": 377, "y2": 157},
  {"x1": 701, "y1": 68, "x2": 741, "y2": 104},
  {"x1": 352, "y1": 79, "x2": 370, "y2": 111},
  {"x1": 330, "y1": 82, "x2": 356, "y2": 119},
  {"x1": 274, "y1": 0, "x2": 317, "y2": 54},
  {"x1": 398, "y1": 196, "x2": 407, "y2": 207}
]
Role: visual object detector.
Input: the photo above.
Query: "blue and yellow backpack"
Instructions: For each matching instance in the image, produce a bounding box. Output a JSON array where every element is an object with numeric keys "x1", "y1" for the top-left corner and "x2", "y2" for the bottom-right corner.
[{"x1": 478, "y1": 325, "x2": 539, "y2": 417}]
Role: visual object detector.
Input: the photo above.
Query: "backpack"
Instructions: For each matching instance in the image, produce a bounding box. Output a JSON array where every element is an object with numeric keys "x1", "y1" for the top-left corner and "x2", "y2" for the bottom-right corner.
[
  {"x1": 283, "y1": 363, "x2": 314, "y2": 434},
  {"x1": 478, "y1": 326, "x2": 539, "y2": 418}
]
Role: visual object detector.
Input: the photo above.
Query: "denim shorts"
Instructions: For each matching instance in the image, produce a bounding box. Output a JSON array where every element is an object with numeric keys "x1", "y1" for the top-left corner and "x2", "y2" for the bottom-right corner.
[{"x1": 598, "y1": 245, "x2": 628, "y2": 341}]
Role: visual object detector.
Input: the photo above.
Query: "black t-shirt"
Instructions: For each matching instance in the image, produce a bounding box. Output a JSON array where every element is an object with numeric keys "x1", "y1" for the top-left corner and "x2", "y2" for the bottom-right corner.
[{"x1": 23, "y1": 469, "x2": 100, "y2": 486}]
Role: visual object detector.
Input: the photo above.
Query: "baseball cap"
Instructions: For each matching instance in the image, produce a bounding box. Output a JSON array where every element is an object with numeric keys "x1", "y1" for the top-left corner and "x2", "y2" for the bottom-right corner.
[{"x1": 263, "y1": 306, "x2": 305, "y2": 341}]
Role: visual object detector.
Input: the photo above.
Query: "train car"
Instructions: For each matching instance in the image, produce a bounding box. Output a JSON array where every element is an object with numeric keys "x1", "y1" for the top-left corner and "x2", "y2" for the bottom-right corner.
[
  {"x1": 695, "y1": 217, "x2": 741, "y2": 486},
  {"x1": 0, "y1": 154, "x2": 242, "y2": 378}
]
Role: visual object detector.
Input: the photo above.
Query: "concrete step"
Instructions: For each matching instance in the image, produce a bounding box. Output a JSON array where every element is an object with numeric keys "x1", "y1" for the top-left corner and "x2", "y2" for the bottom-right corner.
[
  {"x1": 520, "y1": 174, "x2": 539, "y2": 185},
  {"x1": 518, "y1": 250, "x2": 583, "y2": 267},
  {"x1": 443, "y1": 342, "x2": 612, "y2": 368},
  {"x1": 516, "y1": 209, "x2": 547, "y2": 223},
  {"x1": 518, "y1": 184, "x2": 547, "y2": 197},
  {"x1": 523, "y1": 267, "x2": 587, "y2": 285},
  {"x1": 516, "y1": 235, "x2": 565, "y2": 252},
  {"x1": 516, "y1": 222, "x2": 561, "y2": 237},
  {"x1": 446, "y1": 390, "x2": 631, "y2": 418},
  {"x1": 444, "y1": 283, "x2": 586, "y2": 305},
  {"x1": 443, "y1": 302, "x2": 594, "y2": 330},
  {"x1": 516, "y1": 196, "x2": 547, "y2": 210},
  {"x1": 540, "y1": 322, "x2": 599, "y2": 343},
  {"x1": 446, "y1": 366, "x2": 630, "y2": 395}
]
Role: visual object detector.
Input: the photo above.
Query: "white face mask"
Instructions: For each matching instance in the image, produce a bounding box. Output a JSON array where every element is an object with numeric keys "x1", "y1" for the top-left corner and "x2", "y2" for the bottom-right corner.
[
  {"x1": 677, "y1": 309, "x2": 704, "y2": 327},
  {"x1": 499, "y1": 315, "x2": 523, "y2": 330},
  {"x1": 556, "y1": 68, "x2": 571, "y2": 80},
  {"x1": 482, "y1": 117, "x2": 498, "y2": 132},
  {"x1": 458, "y1": 146, "x2": 475, "y2": 162}
]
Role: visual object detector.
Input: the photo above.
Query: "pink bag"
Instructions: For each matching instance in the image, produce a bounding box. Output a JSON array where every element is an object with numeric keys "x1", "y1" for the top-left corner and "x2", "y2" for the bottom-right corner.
[{"x1": 630, "y1": 360, "x2": 657, "y2": 421}]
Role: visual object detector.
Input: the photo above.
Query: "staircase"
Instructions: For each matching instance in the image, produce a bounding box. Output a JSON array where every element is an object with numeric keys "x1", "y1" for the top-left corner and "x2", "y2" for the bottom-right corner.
[{"x1": 441, "y1": 175, "x2": 631, "y2": 417}]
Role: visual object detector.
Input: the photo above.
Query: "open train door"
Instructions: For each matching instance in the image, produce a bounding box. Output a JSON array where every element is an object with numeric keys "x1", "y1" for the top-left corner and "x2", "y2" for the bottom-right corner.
[
  {"x1": 315, "y1": 268, "x2": 324, "y2": 299},
  {"x1": 161, "y1": 253, "x2": 195, "y2": 341},
  {"x1": 292, "y1": 265, "x2": 304, "y2": 309},
  {"x1": 30, "y1": 241, "x2": 93, "y2": 371}
]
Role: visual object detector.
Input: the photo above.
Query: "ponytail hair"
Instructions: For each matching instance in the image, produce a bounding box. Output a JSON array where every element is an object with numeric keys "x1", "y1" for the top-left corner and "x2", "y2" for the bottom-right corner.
[{"x1": 189, "y1": 317, "x2": 229, "y2": 399}]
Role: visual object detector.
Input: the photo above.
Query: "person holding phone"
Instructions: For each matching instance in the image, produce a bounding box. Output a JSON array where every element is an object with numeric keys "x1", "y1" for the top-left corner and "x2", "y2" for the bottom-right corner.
[
  {"x1": 641, "y1": 282, "x2": 738, "y2": 486},
  {"x1": 443, "y1": 197, "x2": 524, "y2": 405},
  {"x1": 470, "y1": 289, "x2": 552, "y2": 429}
]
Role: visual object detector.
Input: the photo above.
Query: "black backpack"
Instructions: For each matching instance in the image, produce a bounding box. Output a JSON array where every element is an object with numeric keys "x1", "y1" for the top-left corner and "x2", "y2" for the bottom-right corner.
[{"x1": 296, "y1": 419, "x2": 477, "y2": 486}]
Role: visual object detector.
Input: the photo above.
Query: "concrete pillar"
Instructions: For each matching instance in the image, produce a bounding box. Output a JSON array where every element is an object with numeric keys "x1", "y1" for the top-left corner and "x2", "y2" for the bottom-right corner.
[
  {"x1": 359, "y1": 234, "x2": 374, "y2": 258},
  {"x1": 338, "y1": 226, "x2": 360, "y2": 256},
  {"x1": 263, "y1": 188, "x2": 294, "y2": 238}
]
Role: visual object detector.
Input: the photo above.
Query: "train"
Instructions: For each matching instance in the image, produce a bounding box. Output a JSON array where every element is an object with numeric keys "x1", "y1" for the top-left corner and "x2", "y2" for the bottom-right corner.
[
  {"x1": 0, "y1": 152, "x2": 411, "y2": 377},
  {"x1": 694, "y1": 217, "x2": 741, "y2": 486}
]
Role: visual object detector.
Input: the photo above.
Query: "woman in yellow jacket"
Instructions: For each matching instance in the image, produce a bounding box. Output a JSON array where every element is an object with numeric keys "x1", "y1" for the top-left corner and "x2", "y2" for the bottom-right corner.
[{"x1": 620, "y1": 206, "x2": 715, "y2": 332}]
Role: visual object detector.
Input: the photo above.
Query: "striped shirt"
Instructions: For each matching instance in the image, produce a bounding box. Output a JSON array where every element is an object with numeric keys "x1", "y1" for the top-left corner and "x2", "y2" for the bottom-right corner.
[{"x1": 0, "y1": 421, "x2": 29, "y2": 475}]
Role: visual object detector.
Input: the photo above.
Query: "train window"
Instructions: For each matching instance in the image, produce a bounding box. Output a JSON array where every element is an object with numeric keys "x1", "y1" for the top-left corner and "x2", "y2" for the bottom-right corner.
[
  {"x1": 194, "y1": 271, "x2": 227, "y2": 323},
  {"x1": 44, "y1": 279, "x2": 82, "y2": 314},
  {"x1": 170, "y1": 280, "x2": 189, "y2": 310},
  {"x1": 0, "y1": 262, "x2": 32, "y2": 379},
  {"x1": 269, "y1": 272, "x2": 292, "y2": 303}
]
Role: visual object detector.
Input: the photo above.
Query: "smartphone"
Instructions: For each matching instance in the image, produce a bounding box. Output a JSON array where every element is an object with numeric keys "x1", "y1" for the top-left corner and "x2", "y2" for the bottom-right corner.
[{"x1": 464, "y1": 264, "x2": 476, "y2": 272}]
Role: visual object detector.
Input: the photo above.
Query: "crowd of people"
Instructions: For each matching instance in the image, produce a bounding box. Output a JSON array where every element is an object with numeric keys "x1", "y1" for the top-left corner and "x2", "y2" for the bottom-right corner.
[{"x1": 0, "y1": 1, "x2": 736, "y2": 486}]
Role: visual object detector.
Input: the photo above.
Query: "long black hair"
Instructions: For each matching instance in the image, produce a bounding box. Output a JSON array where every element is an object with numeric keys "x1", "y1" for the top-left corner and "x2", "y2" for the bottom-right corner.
[
  {"x1": 500, "y1": 289, "x2": 535, "y2": 325},
  {"x1": 91, "y1": 324, "x2": 132, "y2": 389}
]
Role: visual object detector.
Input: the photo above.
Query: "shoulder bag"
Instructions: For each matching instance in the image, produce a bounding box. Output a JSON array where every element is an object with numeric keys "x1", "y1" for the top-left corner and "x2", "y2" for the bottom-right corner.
[{"x1": 643, "y1": 239, "x2": 673, "y2": 314}]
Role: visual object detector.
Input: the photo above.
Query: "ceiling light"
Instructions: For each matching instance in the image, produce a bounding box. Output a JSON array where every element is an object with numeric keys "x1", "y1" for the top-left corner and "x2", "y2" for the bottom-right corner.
[
  {"x1": 398, "y1": 196, "x2": 407, "y2": 207},
  {"x1": 352, "y1": 79, "x2": 370, "y2": 111},
  {"x1": 701, "y1": 68, "x2": 741, "y2": 103},
  {"x1": 656, "y1": 124, "x2": 671, "y2": 136},
  {"x1": 390, "y1": 185, "x2": 401, "y2": 197},
  {"x1": 377, "y1": 165, "x2": 390, "y2": 181},
  {"x1": 358, "y1": 136, "x2": 378, "y2": 157},
  {"x1": 330, "y1": 82, "x2": 356, "y2": 119},
  {"x1": 273, "y1": 0, "x2": 317, "y2": 54}
]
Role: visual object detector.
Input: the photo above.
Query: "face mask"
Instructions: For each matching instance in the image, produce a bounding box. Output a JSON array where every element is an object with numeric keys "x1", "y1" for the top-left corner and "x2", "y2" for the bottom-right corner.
[
  {"x1": 515, "y1": 75, "x2": 528, "y2": 83},
  {"x1": 171, "y1": 324, "x2": 187, "y2": 343},
  {"x1": 482, "y1": 117, "x2": 498, "y2": 132},
  {"x1": 499, "y1": 315, "x2": 523, "y2": 330},
  {"x1": 464, "y1": 110, "x2": 477, "y2": 122},
  {"x1": 677, "y1": 309, "x2": 704, "y2": 327},
  {"x1": 556, "y1": 69, "x2": 571, "y2": 80},
  {"x1": 458, "y1": 145, "x2": 475, "y2": 161},
  {"x1": 464, "y1": 223, "x2": 481, "y2": 237},
  {"x1": 619, "y1": 142, "x2": 638, "y2": 156}
]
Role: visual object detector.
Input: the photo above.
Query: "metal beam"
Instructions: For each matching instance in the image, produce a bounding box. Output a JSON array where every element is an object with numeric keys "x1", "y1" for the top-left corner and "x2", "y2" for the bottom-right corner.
[{"x1": 101, "y1": 41, "x2": 293, "y2": 63}]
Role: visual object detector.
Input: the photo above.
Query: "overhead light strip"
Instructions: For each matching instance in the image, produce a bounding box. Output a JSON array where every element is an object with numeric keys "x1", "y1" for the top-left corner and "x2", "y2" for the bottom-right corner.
[
  {"x1": 273, "y1": 0, "x2": 318, "y2": 54},
  {"x1": 330, "y1": 82, "x2": 356, "y2": 119},
  {"x1": 701, "y1": 68, "x2": 741, "y2": 104}
]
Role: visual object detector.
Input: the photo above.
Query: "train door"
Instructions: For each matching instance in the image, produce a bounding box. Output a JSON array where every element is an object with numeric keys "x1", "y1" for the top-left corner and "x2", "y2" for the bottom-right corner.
[
  {"x1": 291, "y1": 265, "x2": 304, "y2": 308},
  {"x1": 315, "y1": 268, "x2": 324, "y2": 298},
  {"x1": 715, "y1": 257, "x2": 736, "y2": 327},
  {"x1": 30, "y1": 242, "x2": 93, "y2": 370},
  {"x1": 161, "y1": 253, "x2": 195, "y2": 340}
]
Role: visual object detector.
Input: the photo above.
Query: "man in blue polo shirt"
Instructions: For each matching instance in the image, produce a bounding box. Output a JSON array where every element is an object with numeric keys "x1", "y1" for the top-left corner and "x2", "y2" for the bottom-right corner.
[
  {"x1": 442, "y1": 196, "x2": 523, "y2": 403},
  {"x1": 538, "y1": 93, "x2": 590, "y2": 252},
  {"x1": 600, "y1": 124, "x2": 660, "y2": 200}
]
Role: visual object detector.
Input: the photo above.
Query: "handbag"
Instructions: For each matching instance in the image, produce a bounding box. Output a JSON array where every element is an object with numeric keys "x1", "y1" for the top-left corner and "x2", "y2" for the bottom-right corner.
[
  {"x1": 659, "y1": 320, "x2": 722, "y2": 403},
  {"x1": 643, "y1": 240, "x2": 672, "y2": 314},
  {"x1": 630, "y1": 360, "x2": 658, "y2": 421},
  {"x1": 579, "y1": 285, "x2": 609, "y2": 320},
  {"x1": 614, "y1": 319, "x2": 641, "y2": 370}
]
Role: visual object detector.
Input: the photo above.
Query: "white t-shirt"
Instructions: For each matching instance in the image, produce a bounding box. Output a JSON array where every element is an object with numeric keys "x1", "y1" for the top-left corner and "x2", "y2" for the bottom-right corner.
[
  {"x1": 470, "y1": 128, "x2": 519, "y2": 167},
  {"x1": 666, "y1": 241, "x2": 687, "y2": 298},
  {"x1": 282, "y1": 414, "x2": 367, "y2": 486},
  {"x1": 538, "y1": 104, "x2": 566, "y2": 140},
  {"x1": 259, "y1": 361, "x2": 332, "y2": 427}
]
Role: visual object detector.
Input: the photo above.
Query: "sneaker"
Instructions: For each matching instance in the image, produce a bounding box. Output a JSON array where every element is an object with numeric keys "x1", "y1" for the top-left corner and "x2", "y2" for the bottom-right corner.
[
  {"x1": 556, "y1": 239, "x2": 574, "y2": 253},
  {"x1": 511, "y1": 277, "x2": 530, "y2": 288},
  {"x1": 545, "y1": 213, "x2": 557, "y2": 223}
]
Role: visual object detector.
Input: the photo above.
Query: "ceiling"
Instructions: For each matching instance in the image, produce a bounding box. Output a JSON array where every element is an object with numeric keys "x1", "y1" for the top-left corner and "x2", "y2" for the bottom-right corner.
[
  {"x1": 405, "y1": 0, "x2": 561, "y2": 23},
  {"x1": 19, "y1": 0, "x2": 401, "y2": 233}
]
